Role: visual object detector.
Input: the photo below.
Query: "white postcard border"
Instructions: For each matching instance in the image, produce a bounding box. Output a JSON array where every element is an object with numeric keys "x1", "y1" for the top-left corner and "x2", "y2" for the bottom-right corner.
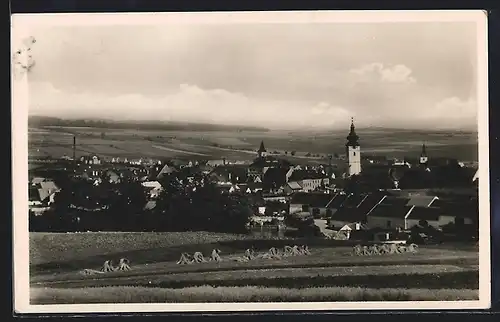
[{"x1": 11, "y1": 10, "x2": 491, "y2": 313}]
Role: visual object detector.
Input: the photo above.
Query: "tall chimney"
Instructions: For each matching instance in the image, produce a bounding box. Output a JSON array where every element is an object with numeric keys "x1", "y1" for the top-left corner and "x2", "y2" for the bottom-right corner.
[{"x1": 73, "y1": 136, "x2": 76, "y2": 171}]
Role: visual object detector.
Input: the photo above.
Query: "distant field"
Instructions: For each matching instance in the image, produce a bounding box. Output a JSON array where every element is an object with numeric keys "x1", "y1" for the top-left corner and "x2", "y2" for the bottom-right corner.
[{"x1": 28, "y1": 126, "x2": 479, "y2": 162}]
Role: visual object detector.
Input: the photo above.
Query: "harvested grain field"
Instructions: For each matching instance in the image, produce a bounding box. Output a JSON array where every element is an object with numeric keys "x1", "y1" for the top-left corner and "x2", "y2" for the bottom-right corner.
[{"x1": 29, "y1": 232, "x2": 479, "y2": 303}]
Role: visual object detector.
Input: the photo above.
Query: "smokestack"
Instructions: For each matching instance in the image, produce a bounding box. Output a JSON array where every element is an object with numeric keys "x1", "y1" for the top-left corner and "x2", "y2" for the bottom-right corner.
[{"x1": 73, "y1": 136, "x2": 76, "y2": 171}]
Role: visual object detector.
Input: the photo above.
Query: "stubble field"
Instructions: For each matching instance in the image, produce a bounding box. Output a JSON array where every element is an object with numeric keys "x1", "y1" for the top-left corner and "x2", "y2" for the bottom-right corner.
[{"x1": 29, "y1": 232, "x2": 480, "y2": 304}]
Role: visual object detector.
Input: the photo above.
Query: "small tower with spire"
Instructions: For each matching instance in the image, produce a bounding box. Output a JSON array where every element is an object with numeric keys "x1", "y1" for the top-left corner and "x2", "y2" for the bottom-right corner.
[
  {"x1": 346, "y1": 117, "x2": 361, "y2": 176},
  {"x1": 257, "y1": 140, "x2": 267, "y2": 158},
  {"x1": 419, "y1": 142, "x2": 428, "y2": 166}
]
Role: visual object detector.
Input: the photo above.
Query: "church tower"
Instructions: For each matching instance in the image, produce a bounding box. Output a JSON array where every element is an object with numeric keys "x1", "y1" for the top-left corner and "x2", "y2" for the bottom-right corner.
[
  {"x1": 257, "y1": 140, "x2": 267, "y2": 158},
  {"x1": 419, "y1": 143, "x2": 428, "y2": 166},
  {"x1": 346, "y1": 117, "x2": 361, "y2": 176}
]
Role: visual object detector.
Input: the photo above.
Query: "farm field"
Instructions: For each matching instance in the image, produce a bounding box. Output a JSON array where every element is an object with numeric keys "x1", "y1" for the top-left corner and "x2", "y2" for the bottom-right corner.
[
  {"x1": 31, "y1": 286, "x2": 478, "y2": 304},
  {"x1": 28, "y1": 126, "x2": 479, "y2": 163},
  {"x1": 30, "y1": 232, "x2": 479, "y2": 304}
]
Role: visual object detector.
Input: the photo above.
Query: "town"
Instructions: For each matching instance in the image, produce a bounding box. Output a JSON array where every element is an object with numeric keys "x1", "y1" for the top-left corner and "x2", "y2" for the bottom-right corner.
[{"x1": 28, "y1": 119, "x2": 479, "y2": 245}]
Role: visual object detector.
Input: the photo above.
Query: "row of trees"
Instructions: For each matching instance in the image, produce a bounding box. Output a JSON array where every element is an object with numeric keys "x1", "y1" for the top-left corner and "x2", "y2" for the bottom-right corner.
[{"x1": 30, "y1": 172, "x2": 254, "y2": 234}]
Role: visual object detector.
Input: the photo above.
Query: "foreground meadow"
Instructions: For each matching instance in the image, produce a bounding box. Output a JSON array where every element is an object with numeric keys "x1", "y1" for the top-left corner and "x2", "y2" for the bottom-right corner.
[
  {"x1": 29, "y1": 232, "x2": 480, "y2": 304},
  {"x1": 31, "y1": 286, "x2": 478, "y2": 304}
]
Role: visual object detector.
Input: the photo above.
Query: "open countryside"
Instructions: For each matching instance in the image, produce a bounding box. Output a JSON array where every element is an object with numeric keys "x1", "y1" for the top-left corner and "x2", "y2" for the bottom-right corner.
[
  {"x1": 28, "y1": 118, "x2": 479, "y2": 164},
  {"x1": 22, "y1": 15, "x2": 484, "y2": 309},
  {"x1": 29, "y1": 118, "x2": 480, "y2": 304}
]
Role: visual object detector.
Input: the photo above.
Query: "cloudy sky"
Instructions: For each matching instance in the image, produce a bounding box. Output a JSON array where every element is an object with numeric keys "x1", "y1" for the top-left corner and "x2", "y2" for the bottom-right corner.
[{"x1": 22, "y1": 20, "x2": 479, "y2": 130}]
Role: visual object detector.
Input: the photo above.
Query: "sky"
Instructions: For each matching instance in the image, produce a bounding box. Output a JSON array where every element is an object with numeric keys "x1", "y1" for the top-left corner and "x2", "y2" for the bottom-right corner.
[{"x1": 18, "y1": 18, "x2": 480, "y2": 130}]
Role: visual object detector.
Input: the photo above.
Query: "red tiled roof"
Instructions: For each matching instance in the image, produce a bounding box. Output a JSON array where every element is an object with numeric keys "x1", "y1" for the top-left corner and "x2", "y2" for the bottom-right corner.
[
  {"x1": 263, "y1": 167, "x2": 289, "y2": 187},
  {"x1": 29, "y1": 187, "x2": 41, "y2": 202},
  {"x1": 325, "y1": 193, "x2": 349, "y2": 209},
  {"x1": 358, "y1": 192, "x2": 387, "y2": 212},
  {"x1": 331, "y1": 206, "x2": 366, "y2": 222},
  {"x1": 287, "y1": 181, "x2": 302, "y2": 190},
  {"x1": 407, "y1": 206, "x2": 442, "y2": 221},
  {"x1": 368, "y1": 204, "x2": 413, "y2": 219},
  {"x1": 290, "y1": 192, "x2": 338, "y2": 208},
  {"x1": 406, "y1": 196, "x2": 437, "y2": 207},
  {"x1": 37, "y1": 188, "x2": 51, "y2": 202},
  {"x1": 288, "y1": 169, "x2": 328, "y2": 181},
  {"x1": 339, "y1": 193, "x2": 367, "y2": 208},
  {"x1": 379, "y1": 196, "x2": 411, "y2": 207}
]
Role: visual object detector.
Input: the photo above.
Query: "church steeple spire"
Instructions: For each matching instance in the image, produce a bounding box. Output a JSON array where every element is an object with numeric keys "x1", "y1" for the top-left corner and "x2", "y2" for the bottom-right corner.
[
  {"x1": 419, "y1": 142, "x2": 429, "y2": 166},
  {"x1": 345, "y1": 117, "x2": 362, "y2": 176},
  {"x1": 257, "y1": 140, "x2": 267, "y2": 158},
  {"x1": 346, "y1": 117, "x2": 360, "y2": 147},
  {"x1": 421, "y1": 143, "x2": 427, "y2": 157}
]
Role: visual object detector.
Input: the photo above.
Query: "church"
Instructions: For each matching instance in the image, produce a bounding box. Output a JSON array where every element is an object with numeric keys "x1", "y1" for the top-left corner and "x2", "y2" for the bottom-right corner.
[
  {"x1": 345, "y1": 117, "x2": 362, "y2": 177},
  {"x1": 244, "y1": 117, "x2": 477, "y2": 193},
  {"x1": 336, "y1": 118, "x2": 477, "y2": 192}
]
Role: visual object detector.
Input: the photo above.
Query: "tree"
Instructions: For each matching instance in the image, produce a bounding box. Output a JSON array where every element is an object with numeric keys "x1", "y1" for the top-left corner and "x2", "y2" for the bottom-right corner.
[
  {"x1": 291, "y1": 151, "x2": 296, "y2": 156},
  {"x1": 153, "y1": 172, "x2": 253, "y2": 233},
  {"x1": 107, "y1": 181, "x2": 148, "y2": 231},
  {"x1": 418, "y1": 219, "x2": 429, "y2": 228}
]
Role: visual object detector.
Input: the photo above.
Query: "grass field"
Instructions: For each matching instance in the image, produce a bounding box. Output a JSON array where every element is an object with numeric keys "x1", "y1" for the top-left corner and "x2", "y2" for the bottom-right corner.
[
  {"x1": 28, "y1": 126, "x2": 479, "y2": 162},
  {"x1": 29, "y1": 232, "x2": 480, "y2": 303},
  {"x1": 31, "y1": 286, "x2": 479, "y2": 304}
]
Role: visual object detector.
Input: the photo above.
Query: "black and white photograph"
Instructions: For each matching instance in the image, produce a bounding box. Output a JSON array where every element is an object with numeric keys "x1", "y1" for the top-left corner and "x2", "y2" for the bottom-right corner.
[{"x1": 12, "y1": 10, "x2": 490, "y2": 313}]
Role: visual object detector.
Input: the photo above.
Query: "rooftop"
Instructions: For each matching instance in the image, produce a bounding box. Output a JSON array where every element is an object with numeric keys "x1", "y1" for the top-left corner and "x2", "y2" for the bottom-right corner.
[
  {"x1": 379, "y1": 196, "x2": 411, "y2": 208},
  {"x1": 368, "y1": 204, "x2": 413, "y2": 219},
  {"x1": 288, "y1": 169, "x2": 328, "y2": 181},
  {"x1": 250, "y1": 156, "x2": 292, "y2": 169},
  {"x1": 406, "y1": 195, "x2": 438, "y2": 207},
  {"x1": 331, "y1": 206, "x2": 366, "y2": 222},
  {"x1": 339, "y1": 193, "x2": 368, "y2": 208},
  {"x1": 287, "y1": 181, "x2": 303, "y2": 190},
  {"x1": 290, "y1": 192, "x2": 338, "y2": 208},
  {"x1": 407, "y1": 206, "x2": 442, "y2": 221}
]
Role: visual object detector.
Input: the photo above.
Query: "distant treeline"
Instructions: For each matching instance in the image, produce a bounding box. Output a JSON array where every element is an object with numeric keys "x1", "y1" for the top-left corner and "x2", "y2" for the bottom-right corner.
[{"x1": 28, "y1": 116, "x2": 270, "y2": 133}]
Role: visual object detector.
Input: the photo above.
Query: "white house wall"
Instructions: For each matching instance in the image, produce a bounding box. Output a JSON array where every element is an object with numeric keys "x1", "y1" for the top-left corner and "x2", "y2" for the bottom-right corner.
[
  {"x1": 438, "y1": 215, "x2": 455, "y2": 227},
  {"x1": 310, "y1": 207, "x2": 331, "y2": 217},
  {"x1": 289, "y1": 204, "x2": 303, "y2": 214},
  {"x1": 438, "y1": 215, "x2": 473, "y2": 226}
]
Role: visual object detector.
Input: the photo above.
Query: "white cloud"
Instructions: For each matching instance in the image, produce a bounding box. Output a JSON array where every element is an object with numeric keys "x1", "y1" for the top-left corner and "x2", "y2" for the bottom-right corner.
[
  {"x1": 311, "y1": 102, "x2": 350, "y2": 118},
  {"x1": 28, "y1": 82, "x2": 355, "y2": 129},
  {"x1": 350, "y1": 63, "x2": 416, "y2": 84},
  {"x1": 28, "y1": 81, "x2": 479, "y2": 130},
  {"x1": 433, "y1": 96, "x2": 477, "y2": 124},
  {"x1": 403, "y1": 96, "x2": 477, "y2": 130},
  {"x1": 434, "y1": 97, "x2": 476, "y2": 116}
]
